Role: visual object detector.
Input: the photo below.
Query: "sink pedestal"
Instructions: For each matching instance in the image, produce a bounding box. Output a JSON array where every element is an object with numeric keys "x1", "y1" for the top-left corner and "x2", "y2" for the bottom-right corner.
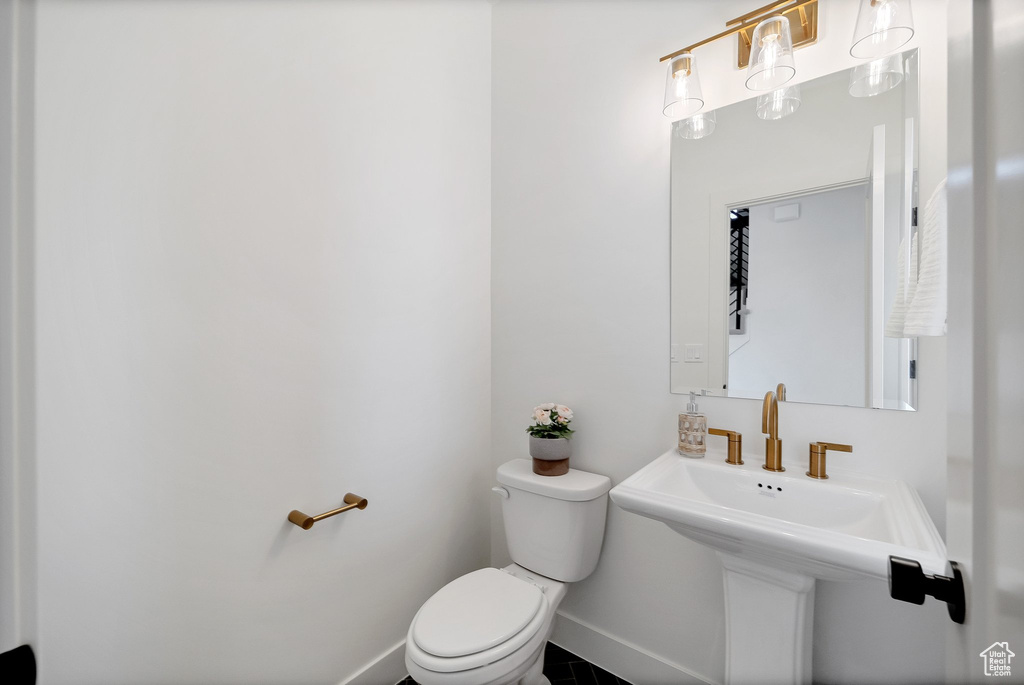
[{"x1": 720, "y1": 554, "x2": 815, "y2": 685}]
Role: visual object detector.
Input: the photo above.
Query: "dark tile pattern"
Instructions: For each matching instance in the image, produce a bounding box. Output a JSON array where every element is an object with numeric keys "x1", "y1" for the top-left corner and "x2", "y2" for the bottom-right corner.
[{"x1": 397, "y1": 641, "x2": 633, "y2": 685}]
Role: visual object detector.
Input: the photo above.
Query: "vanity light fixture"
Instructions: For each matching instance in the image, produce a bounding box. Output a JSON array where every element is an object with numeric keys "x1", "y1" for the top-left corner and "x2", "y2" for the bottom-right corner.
[
  {"x1": 663, "y1": 52, "x2": 705, "y2": 119},
  {"x1": 848, "y1": 53, "x2": 904, "y2": 97},
  {"x1": 850, "y1": 0, "x2": 915, "y2": 59},
  {"x1": 675, "y1": 110, "x2": 716, "y2": 139},
  {"x1": 660, "y1": 0, "x2": 818, "y2": 115},
  {"x1": 745, "y1": 16, "x2": 797, "y2": 91},
  {"x1": 755, "y1": 84, "x2": 801, "y2": 120}
]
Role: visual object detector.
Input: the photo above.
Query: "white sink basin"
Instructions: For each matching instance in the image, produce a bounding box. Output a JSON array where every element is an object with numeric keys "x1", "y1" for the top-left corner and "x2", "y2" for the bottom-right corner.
[
  {"x1": 611, "y1": 449, "x2": 949, "y2": 684},
  {"x1": 611, "y1": 450, "x2": 947, "y2": 581}
]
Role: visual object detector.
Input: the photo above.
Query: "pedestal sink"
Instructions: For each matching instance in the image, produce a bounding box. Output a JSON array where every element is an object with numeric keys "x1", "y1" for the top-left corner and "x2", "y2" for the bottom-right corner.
[{"x1": 610, "y1": 450, "x2": 947, "y2": 685}]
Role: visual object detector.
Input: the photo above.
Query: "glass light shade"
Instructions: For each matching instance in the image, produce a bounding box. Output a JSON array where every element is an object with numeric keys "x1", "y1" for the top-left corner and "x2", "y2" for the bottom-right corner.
[
  {"x1": 849, "y1": 53, "x2": 904, "y2": 97},
  {"x1": 850, "y1": 0, "x2": 914, "y2": 59},
  {"x1": 675, "y1": 110, "x2": 716, "y2": 140},
  {"x1": 663, "y1": 53, "x2": 704, "y2": 120},
  {"x1": 755, "y1": 84, "x2": 801, "y2": 120},
  {"x1": 745, "y1": 16, "x2": 796, "y2": 91}
]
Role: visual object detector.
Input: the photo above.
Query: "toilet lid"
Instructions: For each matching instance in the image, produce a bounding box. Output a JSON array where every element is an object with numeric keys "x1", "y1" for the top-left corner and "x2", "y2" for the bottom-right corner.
[{"x1": 412, "y1": 568, "x2": 544, "y2": 658}]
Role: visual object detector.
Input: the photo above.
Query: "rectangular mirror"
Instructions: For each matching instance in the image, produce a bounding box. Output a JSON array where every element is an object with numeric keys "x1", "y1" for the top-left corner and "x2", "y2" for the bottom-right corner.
[{"x1": 670, "y1": 49, "x2": 920, "y2": 410}]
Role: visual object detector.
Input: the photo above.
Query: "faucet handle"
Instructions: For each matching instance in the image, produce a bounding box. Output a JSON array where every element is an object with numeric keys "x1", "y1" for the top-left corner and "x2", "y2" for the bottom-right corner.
[
  {"x1": 708, "y1": 428, "x2": 743, "y2": 465},
  {"x1": 807, "y1": 442, "x2": 853, "y2": 479}
]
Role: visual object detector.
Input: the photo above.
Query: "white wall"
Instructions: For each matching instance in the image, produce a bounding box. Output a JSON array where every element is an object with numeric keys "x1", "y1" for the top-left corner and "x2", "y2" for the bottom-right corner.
[
  {"x1": 31, "y1": 1, "x2": 491, "y2": 683},
  {"x1": 492, "y1": 1, "x2": 949, "y2": 684},
  {"x1": 730, "y1": 186, "x2": 867, "y2": 406}
]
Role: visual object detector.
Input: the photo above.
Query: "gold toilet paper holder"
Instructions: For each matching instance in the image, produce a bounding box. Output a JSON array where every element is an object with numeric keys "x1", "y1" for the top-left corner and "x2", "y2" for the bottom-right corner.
[{"x1": 288, "y1": 493, "x2": 368, "y2": 530}]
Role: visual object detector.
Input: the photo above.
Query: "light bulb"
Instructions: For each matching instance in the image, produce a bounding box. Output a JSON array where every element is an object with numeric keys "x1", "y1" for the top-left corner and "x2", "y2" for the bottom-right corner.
[
  {"x1": 755, "y1": 84, "x2": 801, "y2": 120},
  {"x1": 745, "y1": 17, "x2": 796, "y2": 91},
  {"x1": 675, "y1": 110, "x2": 716, "y2": 140},
  {"x1": 849, "y1": 53, "x2": 904, "y2": 97},
  {"x1": 663, "y1": 53, "x2": 704, "y2": 119},
  {"x1": 850, "y1": 0, "x2": 914, "y2": 59}
]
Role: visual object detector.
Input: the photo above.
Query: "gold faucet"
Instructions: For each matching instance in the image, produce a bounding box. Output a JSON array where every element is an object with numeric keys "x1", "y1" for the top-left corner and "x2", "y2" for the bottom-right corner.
[
  {"x1": 708, "y1": 428, "x2": 743, "y2": 465},
  {"x1": 762, "y1": 390, "x2": 784, "y2": 472},
  {"x1": 806, "y1": 442, "x2": 853, "y2": 479}
]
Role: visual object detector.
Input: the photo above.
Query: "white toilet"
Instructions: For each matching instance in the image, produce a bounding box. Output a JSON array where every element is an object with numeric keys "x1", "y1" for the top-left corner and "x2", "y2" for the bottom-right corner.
[{"x1": 405, "y1": 458, "x2": 612, "y2": 685}]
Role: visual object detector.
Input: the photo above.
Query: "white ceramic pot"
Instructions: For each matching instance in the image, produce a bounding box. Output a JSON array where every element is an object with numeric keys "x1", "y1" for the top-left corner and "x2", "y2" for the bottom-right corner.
[{"x1": 529, "y1": 436, "x2": 572, "y2": 460}]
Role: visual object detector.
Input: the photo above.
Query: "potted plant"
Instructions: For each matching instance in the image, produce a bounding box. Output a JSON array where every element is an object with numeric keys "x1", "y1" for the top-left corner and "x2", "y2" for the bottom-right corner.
[{"x1": 526, "y1": 403, "x2": 574, "y2": 476}]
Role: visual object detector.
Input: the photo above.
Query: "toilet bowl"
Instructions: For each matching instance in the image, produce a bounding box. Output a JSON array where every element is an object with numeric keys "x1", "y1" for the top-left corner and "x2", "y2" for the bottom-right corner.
[
  {"x1": 405, "y1": 459, "x2": 611, "y2": 685},
  {"x1": 405, "y1": 565, "x2": 566, "y2": 685}
]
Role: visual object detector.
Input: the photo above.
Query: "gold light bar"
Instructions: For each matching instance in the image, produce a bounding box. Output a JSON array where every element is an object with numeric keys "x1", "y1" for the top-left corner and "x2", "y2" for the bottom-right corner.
[{"x1": 659, "y1": 0, "x2": 818, "y2": 69}]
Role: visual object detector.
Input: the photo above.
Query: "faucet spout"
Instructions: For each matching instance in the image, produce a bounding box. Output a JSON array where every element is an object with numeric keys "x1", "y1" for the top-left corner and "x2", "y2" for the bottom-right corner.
[
  {"x1": 761, "y1": 391, "x2": 784, "y2": 472},
  {"x1": 761, "y1": 391, "x2": 778, "y2": 439}
]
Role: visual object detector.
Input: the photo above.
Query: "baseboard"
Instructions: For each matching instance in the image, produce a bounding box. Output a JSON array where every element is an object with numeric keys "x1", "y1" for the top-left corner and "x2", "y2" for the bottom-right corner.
[
  {"x1": 338, "y1": 639, "x2": 407, "y2": 685},
  {"x1": 550, "y1": 611, "x2": 715, "y2": 685},
  {"x1": 338, "y1": 613, "x2": 713, "y2": 685}
]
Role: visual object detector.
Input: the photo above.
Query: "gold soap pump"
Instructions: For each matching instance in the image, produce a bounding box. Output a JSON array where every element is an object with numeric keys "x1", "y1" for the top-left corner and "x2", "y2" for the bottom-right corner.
[{"x1": 678, "y1": 391, "x2": 708, "y2": 457}]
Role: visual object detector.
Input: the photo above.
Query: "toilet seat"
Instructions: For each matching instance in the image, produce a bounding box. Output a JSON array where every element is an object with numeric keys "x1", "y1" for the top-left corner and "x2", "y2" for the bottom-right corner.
[{"x1": 408, "y1": 568, "x2": 549, "y2": 674}]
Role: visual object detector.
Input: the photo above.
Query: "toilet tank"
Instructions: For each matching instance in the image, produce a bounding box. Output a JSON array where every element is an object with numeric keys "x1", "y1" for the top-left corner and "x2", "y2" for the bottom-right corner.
[{"x1": 496, "y1": 459, "x2": 611, "y2": 582}]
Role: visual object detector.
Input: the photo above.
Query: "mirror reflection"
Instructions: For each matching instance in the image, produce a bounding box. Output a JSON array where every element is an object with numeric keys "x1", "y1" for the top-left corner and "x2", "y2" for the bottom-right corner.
[{"x1": 670, "y1": 50, "x2": 919, "y2": 410}]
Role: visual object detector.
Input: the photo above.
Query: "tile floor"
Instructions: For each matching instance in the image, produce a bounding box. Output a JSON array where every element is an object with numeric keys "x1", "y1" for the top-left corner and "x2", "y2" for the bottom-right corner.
[{"x1": 397, "y1": 641, "x2": 633, "y2": 685}]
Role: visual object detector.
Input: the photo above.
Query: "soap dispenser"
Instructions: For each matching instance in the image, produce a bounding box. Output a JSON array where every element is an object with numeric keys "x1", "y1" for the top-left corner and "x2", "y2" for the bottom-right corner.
[{"x1": 678, "y1": 391, "x2": 707, "y2": 457}]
